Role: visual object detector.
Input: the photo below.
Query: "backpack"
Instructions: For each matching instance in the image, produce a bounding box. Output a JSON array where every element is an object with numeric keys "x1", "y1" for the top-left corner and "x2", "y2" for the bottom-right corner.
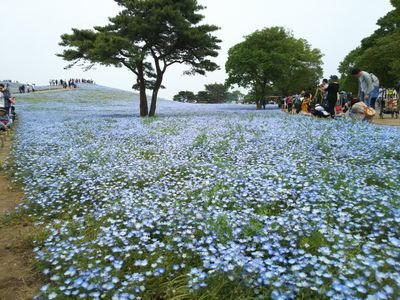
[
  {"x1": 294, "y1": 95, "x2": 301, "y2": 105},
  {"x1": 370, "y1": 73, "x2": 380, "y2": 87}
]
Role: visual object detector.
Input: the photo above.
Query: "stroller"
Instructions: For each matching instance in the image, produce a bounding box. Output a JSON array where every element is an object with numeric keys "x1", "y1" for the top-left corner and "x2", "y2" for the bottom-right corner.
[{"x1": 379, "y1": 88, "x2": 399, "y2": 119}]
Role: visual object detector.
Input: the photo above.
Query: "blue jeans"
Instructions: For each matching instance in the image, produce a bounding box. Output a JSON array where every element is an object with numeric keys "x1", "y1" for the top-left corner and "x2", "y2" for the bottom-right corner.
[{"x1": 365, "y1": 86, "x2": 379, "y2": 107}]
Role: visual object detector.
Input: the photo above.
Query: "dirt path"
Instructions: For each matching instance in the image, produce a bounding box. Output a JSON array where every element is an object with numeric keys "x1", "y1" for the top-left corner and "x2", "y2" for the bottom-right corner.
[
  {"x1": 372, "y1": 116, "x2": 400, "y2": 126},
  {"x1": 0, "y1": 132, "x2": 41, "y2": 300},
  {"x1": 281, "y1": 108, "x2": 400, "y2": 127}
]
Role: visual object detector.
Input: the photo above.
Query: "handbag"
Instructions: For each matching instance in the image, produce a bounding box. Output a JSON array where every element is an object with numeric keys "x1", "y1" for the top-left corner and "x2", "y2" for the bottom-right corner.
[{"x1": 364, "y1": 106, "x2": 376, "y2": 118}]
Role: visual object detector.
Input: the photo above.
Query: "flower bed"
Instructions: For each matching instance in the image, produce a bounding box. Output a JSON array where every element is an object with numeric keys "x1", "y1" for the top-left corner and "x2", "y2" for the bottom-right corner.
[{"x1": 10, "y1": 86, "x2": 400, "y2": 299}]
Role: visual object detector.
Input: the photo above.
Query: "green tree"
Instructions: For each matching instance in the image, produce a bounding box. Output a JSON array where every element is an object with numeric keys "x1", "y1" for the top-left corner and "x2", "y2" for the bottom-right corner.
[
  {"x1": 204, "y1": 83, "x2": 228, "y2": 103},
  {"x1": 196, "y1": 91, "x2": 210, "y2": 103},
  {"x1": 58, "y1": 0, "x2": 221, "y2": 117},
  {"x1": 173, "y1": 91, "x2": 197, "y2": 103},
  {"x1": 226, "y1": 90, "x2": 244, "y2": 103},
  {"x1": 225, "y1": 27, "x2": 323, "y2": 109},
  {"x1": 339, "y1": 1, "x2": 400, "y2": 88}
]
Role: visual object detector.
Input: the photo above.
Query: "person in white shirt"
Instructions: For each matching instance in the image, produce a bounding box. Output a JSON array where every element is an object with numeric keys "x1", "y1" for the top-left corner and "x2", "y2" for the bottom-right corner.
[{"x1": 351, "y1": 68, "x2": 380, "y2": 108}]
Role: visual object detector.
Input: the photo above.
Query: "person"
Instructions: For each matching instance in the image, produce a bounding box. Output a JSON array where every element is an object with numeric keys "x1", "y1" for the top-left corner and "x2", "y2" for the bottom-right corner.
[
  {"x1": 18, "y1": 84, "x2": 25, "y2": 93},
  {"x1": 350, "y1": 98, "x2": 375, "y2": 122},
  {"x1": 287, "y1": 95, "x2": 293, "y2": 113},
  {"x1": 10, "y1": 96, "x2": 16, "y2": 121},
  {"x1": 0, "y1": 84, "x2": 12, "y2": 115},
  {"x1": 325, "y1": 75, "x2": 340, "y2": 118},
  {"x1": 295, "y1": 92, "x2": 304, "y2": 114},
  {"x1": 0, "y1": 108, "x2": 12, "y2": 129},
  {"x1": 351, "y1": 68, "x2": 379, "y2": 108},
  {"x1": 395, "y1": 81, "x2": 400, "y2": 94},
  {"x1": 0, "y1": 88, "x2": 3, "y2": 111},
  {"x1": 300, "y1": 92, "x2": 312, "y2": 114},
  {"x1": 320, "y1": 79, "x2": 329, "y2": 90}
]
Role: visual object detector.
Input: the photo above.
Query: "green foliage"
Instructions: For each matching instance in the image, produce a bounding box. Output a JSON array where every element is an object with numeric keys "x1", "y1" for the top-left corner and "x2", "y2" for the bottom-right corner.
[
  {"x1": 175, "y1": 84, "x2": 242, "y2": 104},
  {"x1": 203, "y1": 83, "x2": 228, "y2": 103},
  {"x1": 173, "y1": 91, "x2": 197, "y2": 103},
  {"x1": 194, "y1": 83, "x2": 229, "y2": 103},
  {"x1": 339, "y1": 2, "x2": 400, "y2": 87},
  {"x1": 225, "y1": 27, "x2": 323, "y2": 109},
  {"x1": 226, "y1": 90, "x2": 244, "y2": 103},
  {"x1": 196, "y1": 91, "x2": 211, "y2": 104},
  {"x1": 59, "y1": 0, "x2": 221, "y2": 116}
]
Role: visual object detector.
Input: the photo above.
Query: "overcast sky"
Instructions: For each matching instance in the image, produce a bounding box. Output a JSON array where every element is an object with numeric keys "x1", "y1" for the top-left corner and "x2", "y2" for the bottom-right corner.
[{"x1": 1, "y1": 0, "x2": 393, "y2": 99}]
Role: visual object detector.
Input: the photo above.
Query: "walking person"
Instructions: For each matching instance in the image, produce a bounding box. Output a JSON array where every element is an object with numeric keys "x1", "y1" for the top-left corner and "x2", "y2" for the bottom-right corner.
[
  {"x1": 325, "y1": 75, "x2": 340, "y2": 118},
  {"x1": 351, "y1": 68, "x2": 380, "y2": 108}
]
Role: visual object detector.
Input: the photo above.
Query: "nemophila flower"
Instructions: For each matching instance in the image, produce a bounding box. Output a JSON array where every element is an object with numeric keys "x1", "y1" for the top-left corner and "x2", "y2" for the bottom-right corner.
[{"x1": 11, "y1": 87, "x2": 400, "y2": 298}]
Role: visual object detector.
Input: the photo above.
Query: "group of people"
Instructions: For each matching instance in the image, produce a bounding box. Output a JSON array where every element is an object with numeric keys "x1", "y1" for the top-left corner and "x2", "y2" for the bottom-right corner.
[
  {"x1": 18, "y1": 83, "x2": 36, "y2": 93},
  {"x1": 0, "y1": 84, "x2": 16, "y2": 130},
  {"x1": 282, "y1": 67, "x2": 385, "y2": 122},
  {"x1": 49, "y1": 78, "x2": 95, "y2": 88}
]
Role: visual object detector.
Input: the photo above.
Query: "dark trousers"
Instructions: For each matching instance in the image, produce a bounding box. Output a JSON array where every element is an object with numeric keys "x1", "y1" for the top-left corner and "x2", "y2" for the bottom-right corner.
[
  {"x1": 328, "y1": 100, "x2": 335, "y2": 118},
  {"x1": 370, "y1": 97, "x2": 377, "y2": 109},
  {"x1": 4, "y1": 106, "x2": 10, "y2": 115}
]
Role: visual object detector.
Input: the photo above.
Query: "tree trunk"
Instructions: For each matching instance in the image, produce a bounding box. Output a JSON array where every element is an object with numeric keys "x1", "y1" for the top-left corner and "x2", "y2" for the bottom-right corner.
[
  {"x1": 256, "y1": 99, "x2": 262, "y2": 110},
  {"x1": 138, "y1": 65, "x2": 148, "y2": 117},
  {"x1": 149, "y1": 75, "x2": 163, "y2": 117}
]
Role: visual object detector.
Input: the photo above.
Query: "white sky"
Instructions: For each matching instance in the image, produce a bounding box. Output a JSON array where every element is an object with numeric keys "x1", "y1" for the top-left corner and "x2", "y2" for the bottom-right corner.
[{"x1": 1, "y1": 0, "x2": 393, "y2": 99}]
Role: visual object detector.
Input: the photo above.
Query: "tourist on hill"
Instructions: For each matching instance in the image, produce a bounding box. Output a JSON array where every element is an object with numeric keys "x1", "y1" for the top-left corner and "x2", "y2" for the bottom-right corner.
[{"x1": 351, "y1": 68, "x2": 380, "y2": 108}]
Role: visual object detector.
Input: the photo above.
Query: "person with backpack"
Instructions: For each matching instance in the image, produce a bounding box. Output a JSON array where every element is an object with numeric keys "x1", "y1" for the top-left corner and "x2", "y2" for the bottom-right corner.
[{"x1": 351, "y1": 68, "x2": 380, "y2": 108}]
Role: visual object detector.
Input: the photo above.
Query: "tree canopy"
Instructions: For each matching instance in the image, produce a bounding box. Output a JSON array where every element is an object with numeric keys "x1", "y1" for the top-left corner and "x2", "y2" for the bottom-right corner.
[
  {"x1": 225, "y1": 27, "x2": 323, "y2": 109},
  {"x1": 58, "y1": 0, "x2": 221, "y2": 116},
  {"x1": 173, "y1": 91, "x2": 197, "y2": 103},
  {"x1": 173, "y1": 83, "x2": 242, "y2": 104},
  {"x1": 339, "y1": 0, "x2": 400, "y2": 92}
]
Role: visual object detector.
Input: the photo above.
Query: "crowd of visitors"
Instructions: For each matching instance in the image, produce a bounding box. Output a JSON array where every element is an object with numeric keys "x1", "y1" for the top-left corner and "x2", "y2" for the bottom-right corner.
[
  {"x1": 280, "y1": 67, "x2": 398, "y2": 122},
  {"x1": 17, "y1": 78, "x2": 95, "y2": 94},
  {"x1": 49, "y1": 78, "x2": 95, "y2": 88},
  {"x1": 18, "y1": 83, "x2": 36, "y2": 93}
]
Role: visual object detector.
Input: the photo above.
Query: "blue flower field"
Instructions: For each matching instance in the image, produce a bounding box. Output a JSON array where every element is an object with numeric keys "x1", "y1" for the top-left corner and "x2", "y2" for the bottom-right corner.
[{"x1": 9, "y1": 85, "x2": 400, "y2": 299}]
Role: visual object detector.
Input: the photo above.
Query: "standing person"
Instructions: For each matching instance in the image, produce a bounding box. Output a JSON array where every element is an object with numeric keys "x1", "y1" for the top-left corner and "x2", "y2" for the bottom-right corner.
[
  {"x1": 320, "y1": 79, "x2": 329, "y2": 105},
  {"x1": 287, "y1": 95, "x2": 293, "y2": 113},
  {"x1": 325, "y1": 75, "x2": 340, "y2": 118},
  {"x1": 0, "y1": 84, "x2": 12, "y2": 114},
  {"x1": 351, "y1": 68, "x2": 379, "y2": 108}
]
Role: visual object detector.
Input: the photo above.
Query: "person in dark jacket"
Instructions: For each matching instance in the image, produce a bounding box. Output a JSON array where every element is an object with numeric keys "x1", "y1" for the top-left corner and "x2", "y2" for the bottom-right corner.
[
  {"x1": 0, "y1": 84, "x2": 12, "y2": 115},
  {"x1": 325, "y1": 75, "x2": 340, "y2": 118}
]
